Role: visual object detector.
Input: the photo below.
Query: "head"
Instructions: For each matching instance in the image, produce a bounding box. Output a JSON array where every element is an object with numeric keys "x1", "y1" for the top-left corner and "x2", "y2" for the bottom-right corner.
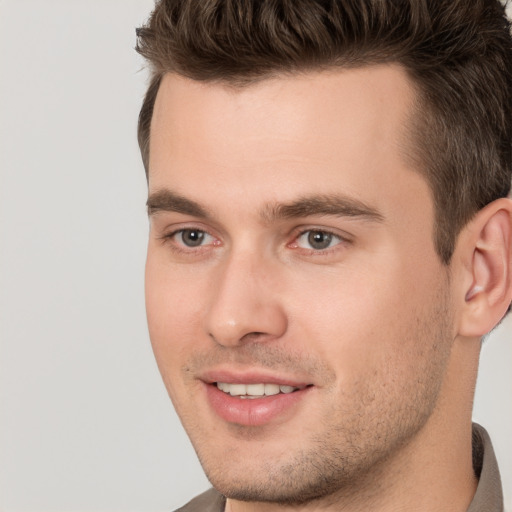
[{"x1": 137, "y1": 0, "x2": 512, "y2": 508}]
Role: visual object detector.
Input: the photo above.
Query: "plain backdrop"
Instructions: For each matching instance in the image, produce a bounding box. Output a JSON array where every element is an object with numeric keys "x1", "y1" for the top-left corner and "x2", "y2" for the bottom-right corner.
[{"x1": 0, "y1": 1, "x2": 510, "y2": 511}]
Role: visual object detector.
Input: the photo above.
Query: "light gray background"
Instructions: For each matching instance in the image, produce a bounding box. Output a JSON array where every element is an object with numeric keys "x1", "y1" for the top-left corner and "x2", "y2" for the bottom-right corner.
[{"x1": 0, "y1": 1, "x2": 510, "y2": 511}]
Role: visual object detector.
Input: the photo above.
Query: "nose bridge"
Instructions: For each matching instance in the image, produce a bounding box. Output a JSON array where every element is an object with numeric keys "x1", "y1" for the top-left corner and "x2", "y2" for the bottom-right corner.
[{"x1": 205, "y1": 246, "x2": 287, "y2": 346}]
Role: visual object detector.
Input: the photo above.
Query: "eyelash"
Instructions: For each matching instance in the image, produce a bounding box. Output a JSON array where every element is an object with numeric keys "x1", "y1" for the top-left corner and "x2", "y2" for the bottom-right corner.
[
  {"x1": 289, "y1": 229, "x2": 346, "y2": 255},
  {"x1": 159, "y1": 228, "x2": 218, "y2": 255},
  {"x1": 159, "y1": 226, "x2": 349, "y2": 256}
]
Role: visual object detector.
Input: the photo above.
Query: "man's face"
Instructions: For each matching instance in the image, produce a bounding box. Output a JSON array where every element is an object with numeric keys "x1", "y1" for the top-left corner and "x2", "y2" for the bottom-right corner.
[{"x1": 145, "y1": 66, "x2": 455, "y2": 504}]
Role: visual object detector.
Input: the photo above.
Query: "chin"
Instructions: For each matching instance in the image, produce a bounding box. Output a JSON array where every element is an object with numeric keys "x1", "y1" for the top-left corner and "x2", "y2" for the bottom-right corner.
[{"x1": 196, "y1": 442, "x2": 364, "y2": 506}]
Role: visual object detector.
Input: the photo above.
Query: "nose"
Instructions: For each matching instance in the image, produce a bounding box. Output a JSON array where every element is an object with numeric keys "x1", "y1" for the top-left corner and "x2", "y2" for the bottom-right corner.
[{"x1": 204, "y1": 250, "x2": 288, "y2": 347}]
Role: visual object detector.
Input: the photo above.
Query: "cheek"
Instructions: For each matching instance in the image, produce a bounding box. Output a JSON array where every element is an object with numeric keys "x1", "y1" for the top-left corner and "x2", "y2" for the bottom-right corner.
[
  {"x1": 145, "y1": 253, "x2": 207, "y2": 368},
  {"x1": 145, "y1": 259, "x2": 210, "y2": 416},
  {"x1": 287, "y1": 257, "x2": 438, "y2": 384}
]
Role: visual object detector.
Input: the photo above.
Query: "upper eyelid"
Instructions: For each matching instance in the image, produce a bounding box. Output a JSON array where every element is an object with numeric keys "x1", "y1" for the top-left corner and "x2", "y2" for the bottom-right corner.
[
  {"x1": 171, "y1": 214, "x2": 232, "y2": 238},
  {"x1": 163, "y1": 227, "x2": 215, "y2": 242},
  {"x1": 163, "y1": 226, "x2": 349, "y2": 241},
  {"x1": 293, "y1": 229, "x2": 344, "y2": 248},
  {"x1": 296, "y1": 228, "x2": 342, "y2": 239},
  {"x1": 292, "y1": 226, "x2": 352, "y2": 242},
  {"x1": 156, "y1": 221, "x2": 218, "y2": 238},
  {"x1": 152, "y1": 212, "x2": 353, "y2": 235}
]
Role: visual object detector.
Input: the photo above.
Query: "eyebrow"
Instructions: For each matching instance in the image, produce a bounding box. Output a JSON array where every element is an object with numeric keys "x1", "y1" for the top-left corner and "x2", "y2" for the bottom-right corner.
[
  {"x1": 147, "y1": 189, "x2": 384, "y2": 223},
  {"x1": 262, "y1": 194, "x2": 385, "y2": 223},
  {"x1": 147, "y1": 190, "x2": 210, "y2": 218}
]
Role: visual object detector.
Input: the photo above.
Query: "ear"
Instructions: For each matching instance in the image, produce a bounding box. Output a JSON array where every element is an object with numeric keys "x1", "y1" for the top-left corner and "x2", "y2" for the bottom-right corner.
[{"x1": 457, "y1": 198, "x2": 512, "y2": 337}]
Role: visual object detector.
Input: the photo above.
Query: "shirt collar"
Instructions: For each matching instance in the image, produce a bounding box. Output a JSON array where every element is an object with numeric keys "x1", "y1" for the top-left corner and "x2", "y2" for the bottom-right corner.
[{"x1": 467, "y1": 423, "x2": 504, "y2": 512}]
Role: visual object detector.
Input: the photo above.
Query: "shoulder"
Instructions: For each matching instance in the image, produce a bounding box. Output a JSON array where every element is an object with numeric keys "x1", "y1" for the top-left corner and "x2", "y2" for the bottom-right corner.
[{"x1": 174, "y1": 488, "x2": 226, "y2": 512}]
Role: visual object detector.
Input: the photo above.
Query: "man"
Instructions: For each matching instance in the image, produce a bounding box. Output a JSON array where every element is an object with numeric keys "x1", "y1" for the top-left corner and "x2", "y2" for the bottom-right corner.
[{"x1": 136, "y1": 1, "x2": 512, "y2": 511}]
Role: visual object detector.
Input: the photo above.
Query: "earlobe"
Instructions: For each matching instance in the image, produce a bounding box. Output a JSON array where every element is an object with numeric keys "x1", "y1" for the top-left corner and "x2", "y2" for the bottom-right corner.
[{"x1": 458, "y1": 198, "x2": 512, "y2": 337}]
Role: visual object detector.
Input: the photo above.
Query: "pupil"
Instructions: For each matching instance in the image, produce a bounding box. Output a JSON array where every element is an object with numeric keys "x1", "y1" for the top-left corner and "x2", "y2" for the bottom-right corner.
[
  {"x1": 308, "y1": 231, "x2": 332, "y2": 250},
  {"x1": 182, "y1": 230, "x2": 204, "y2": 247}
]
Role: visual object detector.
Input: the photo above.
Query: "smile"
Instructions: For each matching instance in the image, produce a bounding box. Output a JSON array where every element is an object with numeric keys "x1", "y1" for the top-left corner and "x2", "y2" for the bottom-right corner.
[{"x1": 216, "y1": 382, "x2": 302, "y2": 398}]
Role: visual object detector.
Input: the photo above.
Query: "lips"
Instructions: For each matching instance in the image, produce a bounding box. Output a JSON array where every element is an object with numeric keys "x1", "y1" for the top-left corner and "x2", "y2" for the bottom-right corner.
[{"x1": 201, "y1": 371, "x2": 313, "y2": 426}]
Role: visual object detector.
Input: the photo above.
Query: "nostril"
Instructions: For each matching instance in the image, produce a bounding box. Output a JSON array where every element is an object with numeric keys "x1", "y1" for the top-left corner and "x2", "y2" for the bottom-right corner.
[
  {"x1": 240, "y1": 332, "x2": 267, "y2": 342},
  {"x1": 208, "y1": 330, "x2": 269, "y2": 347}
]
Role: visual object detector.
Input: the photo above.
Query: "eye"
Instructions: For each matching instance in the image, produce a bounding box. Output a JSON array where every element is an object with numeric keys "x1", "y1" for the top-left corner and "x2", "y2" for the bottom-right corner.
[
  {"x1": 173, "y1": 228, "x2": 214, "y2": 248},
  {"x1": 295, "y1": 230, "x2": 341, "y2": 250}
]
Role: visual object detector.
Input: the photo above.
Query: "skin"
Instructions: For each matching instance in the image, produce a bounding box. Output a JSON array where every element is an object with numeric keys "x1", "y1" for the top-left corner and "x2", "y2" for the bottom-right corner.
[{"x1": 145, "y1": 66, "x2": 483, "y2": 512}]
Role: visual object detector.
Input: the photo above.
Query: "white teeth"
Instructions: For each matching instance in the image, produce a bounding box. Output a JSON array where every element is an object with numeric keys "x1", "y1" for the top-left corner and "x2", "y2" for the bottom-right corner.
[
  {"x1": 264, "y1": 383, "x2": 280, "y2": 396},
  {"x1": 228, "y1": 384, "x2": 247, "y2": 396},
  {"x1": 216, "y1": 382, "x2": 300, "y2": 397},
  {"x1": 246, "y1": 383, "x2": 265, "y2": 396}
]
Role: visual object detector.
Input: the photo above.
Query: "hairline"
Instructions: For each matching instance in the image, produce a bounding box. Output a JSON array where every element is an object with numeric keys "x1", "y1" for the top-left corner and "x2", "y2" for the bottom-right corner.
[{"x1": 141, "y1": 60, "x2": 425, "y2": 174}]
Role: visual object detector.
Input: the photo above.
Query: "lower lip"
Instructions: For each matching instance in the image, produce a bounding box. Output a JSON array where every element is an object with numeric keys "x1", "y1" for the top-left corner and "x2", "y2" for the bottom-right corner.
[{"x1": 205, "y1": 384, "x2": 311, "y2": 426}]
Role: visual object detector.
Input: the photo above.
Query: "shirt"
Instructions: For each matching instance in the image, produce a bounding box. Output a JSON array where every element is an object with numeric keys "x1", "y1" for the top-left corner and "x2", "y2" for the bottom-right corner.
[{"x1": 175, "y1": 423, "x2": 504, "y2": 512}]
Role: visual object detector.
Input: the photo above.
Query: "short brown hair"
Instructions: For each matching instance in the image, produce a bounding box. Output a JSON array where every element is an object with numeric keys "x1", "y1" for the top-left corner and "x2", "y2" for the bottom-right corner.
[{"x1": 136, "y1": 0, "x2": 512, "y2": 264}]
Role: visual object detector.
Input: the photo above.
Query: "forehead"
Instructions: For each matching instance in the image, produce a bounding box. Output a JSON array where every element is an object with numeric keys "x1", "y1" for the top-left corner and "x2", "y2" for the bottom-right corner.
[{"x1": 148, "y1": 65, "x2": 431, "y2": 226}]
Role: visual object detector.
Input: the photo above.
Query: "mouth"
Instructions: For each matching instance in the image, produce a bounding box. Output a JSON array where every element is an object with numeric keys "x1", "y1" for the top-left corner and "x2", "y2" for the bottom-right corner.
[
  {"x1": 215, "y1": 382, "x2": 306, "y2": 398},
  {"x1": 204, "y1": 377, "x2": 313, "y2": 426}
]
